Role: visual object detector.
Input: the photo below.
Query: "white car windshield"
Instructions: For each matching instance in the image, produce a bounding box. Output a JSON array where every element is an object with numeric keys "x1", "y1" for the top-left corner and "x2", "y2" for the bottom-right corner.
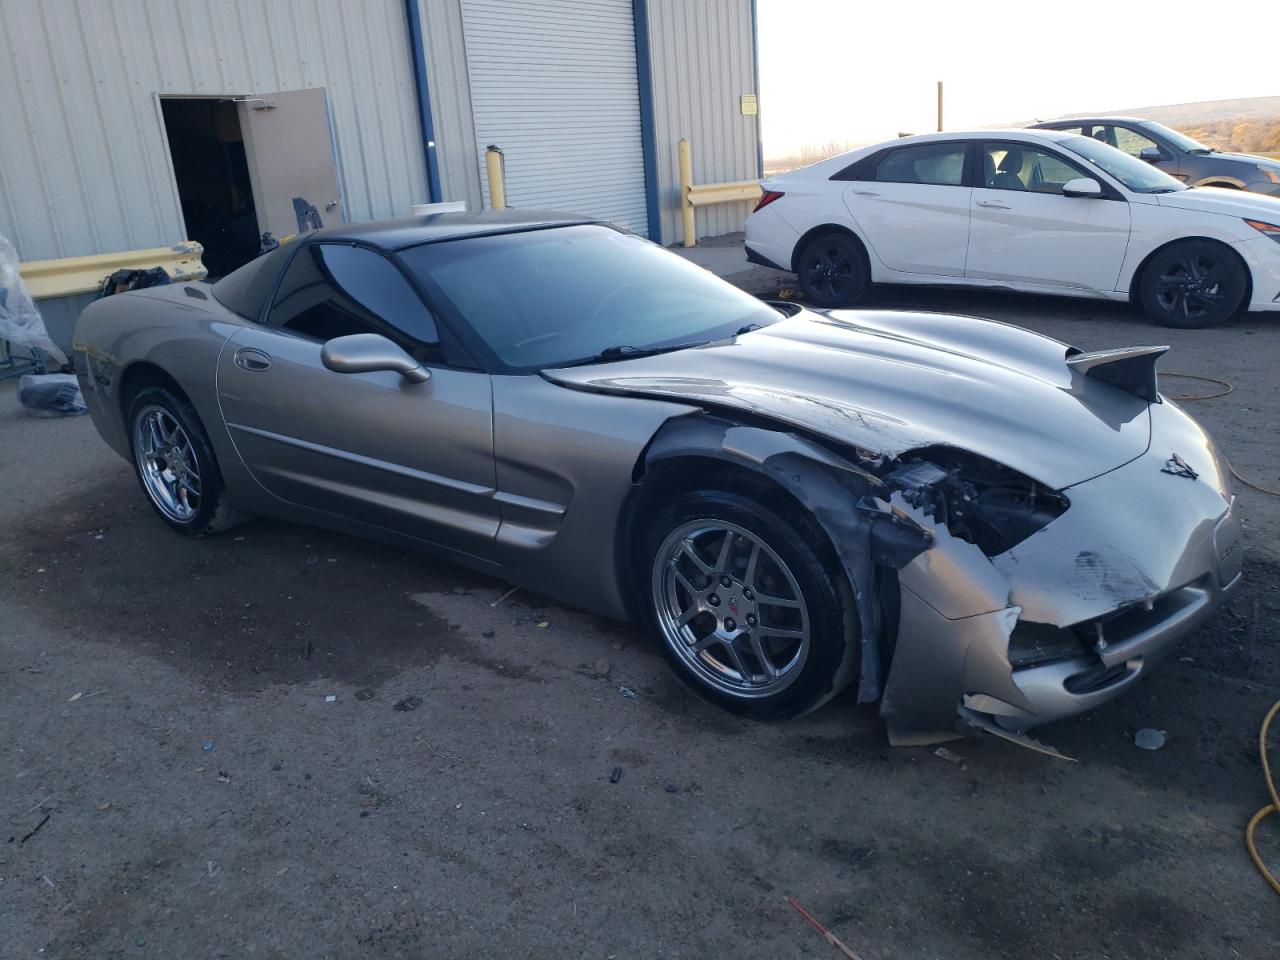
[
  {"x1": 1061, "y1": 136, "x2": 1187, "y2": 194},
  {"x1": 401, "y1": 225, "x2": 781, "y2": 370}
]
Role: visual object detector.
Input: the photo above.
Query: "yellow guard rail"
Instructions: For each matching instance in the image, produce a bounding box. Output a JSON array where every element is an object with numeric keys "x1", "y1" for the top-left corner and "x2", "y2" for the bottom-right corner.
[
  {"x1": 19, "y1": 241, "x2": 207, "y2": 299},
  {"x1": 679, "y1": 138, "x2": 763, "y2": 247}
]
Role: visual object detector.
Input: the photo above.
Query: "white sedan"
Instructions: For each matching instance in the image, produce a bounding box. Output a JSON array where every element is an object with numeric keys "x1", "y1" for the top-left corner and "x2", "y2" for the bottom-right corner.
[{"x1": 745, "y1": 129, "x2": 1280, "y2": 327}]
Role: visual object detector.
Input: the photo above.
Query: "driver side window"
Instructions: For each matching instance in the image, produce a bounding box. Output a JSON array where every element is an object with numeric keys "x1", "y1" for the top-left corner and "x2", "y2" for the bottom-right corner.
[
  {"x1": 1109, "y1": 125, "x2": 1160, "y2": 158},
  {"x1": 982, "y1": 143, "x2": 1087, "y2": 194},
  {"x1": 269, "y1": 244, "x2": 442, "y2": 361}
]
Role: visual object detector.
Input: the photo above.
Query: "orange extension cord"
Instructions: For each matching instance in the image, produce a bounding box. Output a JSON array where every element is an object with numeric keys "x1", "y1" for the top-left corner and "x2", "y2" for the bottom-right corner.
[{"x1": 1246, "y1": 702, "x2": 1280, "y2": 895}]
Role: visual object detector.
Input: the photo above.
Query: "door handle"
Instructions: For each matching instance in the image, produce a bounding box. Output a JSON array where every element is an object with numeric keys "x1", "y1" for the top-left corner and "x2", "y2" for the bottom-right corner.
[
  {"x1": 850, "y1": 189, "x2": 882, "y2": 197},
  {"x1": 977, "y1": 199, "x2": 1012, "y2": 209},
  {"x1": 234, "y1": 347, "x2": 272, "y2": 372}
]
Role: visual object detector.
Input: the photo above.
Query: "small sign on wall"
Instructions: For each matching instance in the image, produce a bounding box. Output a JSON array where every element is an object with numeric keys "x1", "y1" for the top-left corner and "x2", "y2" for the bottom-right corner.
[{"x1": 740, "y1": 94, "x2": 758, "y2": 116}]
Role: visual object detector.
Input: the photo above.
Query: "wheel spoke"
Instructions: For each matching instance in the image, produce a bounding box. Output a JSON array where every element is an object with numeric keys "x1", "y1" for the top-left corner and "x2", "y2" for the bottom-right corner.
[
  {"x1": 750, "y1": 633, "x2": 779, "y2": 679},
  {"x1": 743, "y1": 543, "x2": 761, "y2": 591},
  {"x1": 754, "y1": 591, "x2": 801, "y2": 609},
  {"x1": 723, "y1": 640, "x2": 751, "y2": 680},
  {"x1": 676, "y1": 604, "x2": 701, "y2": 627},
  {"x1": 714, "y1": 530, "x2": 735, "y2": 574},
  {"x1": 691, "y1": 632, "x2": 721, "y2": 653},
  {"x1": 679, "y1": 540, "x2": 714, "y2": 576},
  {"x1": 762, "y1": 627, "x2": 805, "y2": 640},
  {"x1": 671, "y1": 564, "x2": 698, "y2": 595}
]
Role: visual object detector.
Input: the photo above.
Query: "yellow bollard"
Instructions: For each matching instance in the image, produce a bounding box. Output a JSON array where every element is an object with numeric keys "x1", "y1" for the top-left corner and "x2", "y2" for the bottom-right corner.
[
  {"x1": 678, "y1": 138, "x2": 696, "y2": 247},
  {"x1": 485, "y1": 145, "x2": 507, "y2": 210}
]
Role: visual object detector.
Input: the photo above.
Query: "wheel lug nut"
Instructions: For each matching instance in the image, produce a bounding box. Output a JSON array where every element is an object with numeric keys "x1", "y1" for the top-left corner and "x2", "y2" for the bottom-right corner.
[
  {"x1": 708, "y1": 594, "x2": 720, "y2": 607},
  {"x1": 746, "y1": 615, "x2": 757, "y2": 628},
  {"x1": 724, "y1": 618, "x2": 737, "y2": 632},
  {"x1": 720, "y1": 576, "x2": 733, "y2": 588},
  {"x1": 743, "y1": 589, "x2": 754, "y2": 601}
]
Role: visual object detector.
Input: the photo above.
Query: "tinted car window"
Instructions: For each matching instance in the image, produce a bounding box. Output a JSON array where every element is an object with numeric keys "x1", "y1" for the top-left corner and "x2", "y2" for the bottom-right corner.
[
  {"x1": 1061, "y1": 136, "x2": 1186, "y2": 193},
  {"x1": 399, "y1": 225, "x2": 779, "y2": 371},
  {"x1": 268, "y1": 244, "x2": 440, "y2": 350},
  {"x1": 210, "y1": 243, "x2": 294, "y2": 320},
  {"x1": 873, "y1": 143, "x2": 966, "y2": 186},
  {"x1": 983, "y1": 143, "x2": 1087, "y2": 193},
  {"x1": 1110, "y1": 125, "x2": 1159, "y2": 158}
]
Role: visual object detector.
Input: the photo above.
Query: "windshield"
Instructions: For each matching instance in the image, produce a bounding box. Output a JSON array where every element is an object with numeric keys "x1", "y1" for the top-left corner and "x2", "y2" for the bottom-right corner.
[
  {"x1": 399, "y1": 225, "x2": 780, "y2": 370},
  {"x1": 1144, "y1": 121, "x2": 1212, "y2": 154},
  {"x1": 1060, "y1": 136, "x2": 1187, "y2": 193}
]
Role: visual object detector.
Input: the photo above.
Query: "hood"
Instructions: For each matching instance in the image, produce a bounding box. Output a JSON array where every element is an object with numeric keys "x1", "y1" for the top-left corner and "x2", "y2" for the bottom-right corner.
[
  {"x1": 1207, "y1": 151, "x2": 1280, "y2": 170},
  {"x1": 1157, "y1": 185, "x2": 1280, "y2": 219},
  {"x1": 545, "y1": 310, "x2": 1152, "y2": 489}
]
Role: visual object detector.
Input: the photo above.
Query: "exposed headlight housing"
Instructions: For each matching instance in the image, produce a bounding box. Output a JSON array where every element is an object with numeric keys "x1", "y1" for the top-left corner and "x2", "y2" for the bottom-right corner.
[
  {"x1": 1260, "y1": 166, "x2": 1280, "y2": 185},
  {"x1": 886, "y1": 448, "x2": 1069, "y2": 556},
  {"x1": 1244, "y1": 218, "x2": 1280, "y2": 243}
]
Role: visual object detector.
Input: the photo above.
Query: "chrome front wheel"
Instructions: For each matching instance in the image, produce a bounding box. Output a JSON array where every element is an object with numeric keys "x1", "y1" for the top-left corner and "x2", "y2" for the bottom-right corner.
[
  {"x1": 652, "y1": 519, "x2": 811, "y2": 699},
  {"x1": 132, "y1": 403, "x2": 202, "y2": 523}
]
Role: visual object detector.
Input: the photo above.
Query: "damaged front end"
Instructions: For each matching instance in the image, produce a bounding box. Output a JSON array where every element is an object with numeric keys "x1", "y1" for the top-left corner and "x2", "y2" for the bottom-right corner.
[{"x1": 641, "y1": 399, "x2": 1242, "y2": 753}]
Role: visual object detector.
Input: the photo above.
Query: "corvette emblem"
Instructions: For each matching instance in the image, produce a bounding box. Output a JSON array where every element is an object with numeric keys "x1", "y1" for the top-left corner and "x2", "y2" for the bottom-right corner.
[
  {"x1": 1161, "y1": 453, "x2": 1198, "y2": 480},
  {"x1": 728, "y1": 596, "x2": 739, "y2": 614}
]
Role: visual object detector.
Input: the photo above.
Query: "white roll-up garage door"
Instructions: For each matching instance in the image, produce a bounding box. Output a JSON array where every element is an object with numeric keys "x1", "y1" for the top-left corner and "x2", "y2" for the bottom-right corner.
[{"x1": 461, "y1": 0, "x2": 649, "y2": 235}]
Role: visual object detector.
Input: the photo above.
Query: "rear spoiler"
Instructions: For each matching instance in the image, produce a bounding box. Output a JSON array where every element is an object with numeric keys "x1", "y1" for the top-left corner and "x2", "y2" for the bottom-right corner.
[{"x1": 1066, "y1": 345, "x2": 1168, "y2": 403}]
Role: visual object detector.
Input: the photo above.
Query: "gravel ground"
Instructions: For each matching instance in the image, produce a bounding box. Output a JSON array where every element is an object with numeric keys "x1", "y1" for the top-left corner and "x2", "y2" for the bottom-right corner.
[{"x1": 2, "y1": 279, "x2": 1278, "y2": 959}]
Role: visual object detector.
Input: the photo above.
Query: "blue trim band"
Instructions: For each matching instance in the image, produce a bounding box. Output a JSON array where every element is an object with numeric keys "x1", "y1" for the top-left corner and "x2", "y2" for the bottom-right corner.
[
  {"x1": 405, "y1": 0, "x2": 442, "y2": 203},
  {"x1": 750, "y1": 0, "x2": 763, "y2": 180},
  {"x1": 632, "y1": 0, "x2": 663, "y2": 243}
]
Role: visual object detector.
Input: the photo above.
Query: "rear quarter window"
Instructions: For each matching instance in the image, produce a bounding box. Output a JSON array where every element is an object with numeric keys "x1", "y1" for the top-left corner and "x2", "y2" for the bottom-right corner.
[{"x1": 210, "y1": 244, "x2": 294, "y2": 320}]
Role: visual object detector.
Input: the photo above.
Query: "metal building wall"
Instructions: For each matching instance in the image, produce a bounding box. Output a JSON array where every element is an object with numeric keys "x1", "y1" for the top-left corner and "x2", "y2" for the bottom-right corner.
[
  {"x1": 0, "y1": 0, "x2": 430, "y2": 349},
  {"x1": 419, "y1": 0, "x2": 483, "y2": 213},
  {"x1": 645, "y1": 0, "x2": 760, "y2": 244}
]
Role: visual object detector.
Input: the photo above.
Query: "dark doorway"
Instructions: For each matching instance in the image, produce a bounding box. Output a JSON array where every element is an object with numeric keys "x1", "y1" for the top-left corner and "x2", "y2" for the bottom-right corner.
[{"x1": 160, "y1": 97, "x2": 261, "y2": 278}]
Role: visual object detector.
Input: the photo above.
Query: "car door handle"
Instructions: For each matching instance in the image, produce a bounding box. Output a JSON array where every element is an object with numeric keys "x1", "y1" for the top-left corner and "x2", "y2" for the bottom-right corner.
[
  {"x1": 977, "y1": 199, "x2": 1011, "y2": 209},
  {"x1": 850, "y1": 189, "x2": 882, "y2": 197},
  {"x1": 234, "y1": 347, "x2": 272, "y2": 372}
]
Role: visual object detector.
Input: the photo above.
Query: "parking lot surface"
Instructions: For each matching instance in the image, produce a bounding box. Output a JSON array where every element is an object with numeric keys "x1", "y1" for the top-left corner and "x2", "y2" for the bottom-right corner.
[{"x1": 3, "y1": 284, "x2": 1279, "y2": 958}]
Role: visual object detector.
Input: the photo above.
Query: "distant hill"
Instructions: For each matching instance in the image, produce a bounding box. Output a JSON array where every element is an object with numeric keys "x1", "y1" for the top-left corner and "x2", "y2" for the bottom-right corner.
[{"x1": 1058, "y1": 96, "x2": 1280, "y2": 125}]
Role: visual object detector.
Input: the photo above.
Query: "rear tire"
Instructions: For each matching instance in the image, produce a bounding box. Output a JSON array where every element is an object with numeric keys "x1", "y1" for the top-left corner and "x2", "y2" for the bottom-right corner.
[
  {"x1": 645, "y1": 489, "x2": 858, "y2": 720},
  {"x1": 795, "y1": 231, "x2": 869, "y2": 307},
  {"x1": 127, "y1": 386, "x2": 247, "y2": 537},
  {"x1": 1138, "y1": 239, "x2": 1247, "y2": 328}
]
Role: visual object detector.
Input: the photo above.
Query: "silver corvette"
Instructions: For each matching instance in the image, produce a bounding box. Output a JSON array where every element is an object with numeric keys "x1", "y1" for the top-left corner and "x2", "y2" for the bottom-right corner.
[{"x1": 73, "y1": 211, "x2": 1244, "y2": 749}]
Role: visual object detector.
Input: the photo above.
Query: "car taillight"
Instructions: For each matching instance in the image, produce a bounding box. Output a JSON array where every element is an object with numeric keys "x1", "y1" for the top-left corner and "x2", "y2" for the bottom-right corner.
[{"x1": 753, "y1": 190, "x2": 785, "y2": 213}]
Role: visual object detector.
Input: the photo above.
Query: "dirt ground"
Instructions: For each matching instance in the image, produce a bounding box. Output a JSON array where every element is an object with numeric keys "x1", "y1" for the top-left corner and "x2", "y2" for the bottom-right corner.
[{"x1": 3, "y1": 280, "x2": 1279, "y2": 959}]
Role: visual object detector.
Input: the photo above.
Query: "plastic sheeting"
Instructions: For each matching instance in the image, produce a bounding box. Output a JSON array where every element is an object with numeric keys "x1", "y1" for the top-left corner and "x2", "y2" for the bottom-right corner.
[
  {"x1": 17, "y1": 373, "x2": 86, "y2": 417},
  {"x1": 0, "y1": 233, "x2": 67, "y2": 365}
]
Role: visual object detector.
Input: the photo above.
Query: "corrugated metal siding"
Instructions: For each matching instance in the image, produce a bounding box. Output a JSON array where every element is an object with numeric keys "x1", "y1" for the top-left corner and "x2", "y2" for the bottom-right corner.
[
  {"x1": 645, "y1": 0, "x2": 760, "y2": 244},
  {"x1": 419, "y1": 0, "x2": 482, "y2": 212},
  {"x1": 0, "y1": 0, "x2": 428, "y2": 349},
  {"x1": 461, "y1": 0, "x2": 649, "y2": 234}
]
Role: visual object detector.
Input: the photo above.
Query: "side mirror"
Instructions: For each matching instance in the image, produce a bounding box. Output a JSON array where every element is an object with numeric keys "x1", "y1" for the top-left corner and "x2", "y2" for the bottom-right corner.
[
  {"x1": 1138, "y1": 146, "x2": 1165, "y2": 163},
  {"x1": 321, "y1": 333, "x2": 430, "y2": 383},
  {"x1": 1062, "y1": 177, "x2": 1104, "y2": 198}
]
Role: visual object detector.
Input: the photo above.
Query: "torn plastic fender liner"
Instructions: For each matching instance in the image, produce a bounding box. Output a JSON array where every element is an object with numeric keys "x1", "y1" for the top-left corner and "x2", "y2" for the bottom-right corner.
[{"x1": 641, "y1": 413, "x2": 932, "y2": 702}]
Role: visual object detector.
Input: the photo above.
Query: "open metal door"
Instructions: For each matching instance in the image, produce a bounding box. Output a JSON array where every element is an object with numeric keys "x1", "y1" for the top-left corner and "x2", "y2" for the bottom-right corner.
[{"x1": 238, "y1": 88, "x2": 344, "y2": 240}]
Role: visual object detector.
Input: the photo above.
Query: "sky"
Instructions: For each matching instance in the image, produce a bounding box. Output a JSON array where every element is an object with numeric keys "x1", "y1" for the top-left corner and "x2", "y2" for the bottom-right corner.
[{"x1": 757, "y1": 0, "x2": 1277, "y2": 157}]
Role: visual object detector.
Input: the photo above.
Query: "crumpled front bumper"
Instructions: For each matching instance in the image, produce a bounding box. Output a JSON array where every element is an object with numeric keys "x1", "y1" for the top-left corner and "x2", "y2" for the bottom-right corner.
[{"x1": 881, "y1": 399, "x2": 1243, "y2": 745}]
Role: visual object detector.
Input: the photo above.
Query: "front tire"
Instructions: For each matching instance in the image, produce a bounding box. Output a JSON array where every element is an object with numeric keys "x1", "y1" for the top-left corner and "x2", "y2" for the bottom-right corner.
[
  {"x1": 795, "y1": 231, "x2": 869, "y2": 307},
  {"x1": 127, "y1": 386, "x2": 245, "y2": 537},
  {"x1": 1138, "y1": 240, "x2": 1248, "y2": 328},
  {"x1": 645, "y1": 490, "x2": 858, "y2": 720}
]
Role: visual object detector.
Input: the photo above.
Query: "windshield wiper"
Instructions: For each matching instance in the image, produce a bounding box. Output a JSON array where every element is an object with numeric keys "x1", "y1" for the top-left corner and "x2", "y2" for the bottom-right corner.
[
  {"x1": 735, "y1": 322, "x2": 763, "y2": 335},
  {"x1": 554, "y1": 341, "x2": 708, "y2": 368}
]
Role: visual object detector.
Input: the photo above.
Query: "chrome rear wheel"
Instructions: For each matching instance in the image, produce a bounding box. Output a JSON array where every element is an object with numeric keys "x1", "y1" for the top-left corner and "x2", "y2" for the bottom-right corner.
[{"x1": 133, "y1": 404, "x2": 202, "y2": 523}]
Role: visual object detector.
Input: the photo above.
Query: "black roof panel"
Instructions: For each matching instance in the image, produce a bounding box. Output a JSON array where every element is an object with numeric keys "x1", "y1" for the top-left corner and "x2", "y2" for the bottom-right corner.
[{"x1": 301, "y1": 209, "x2": 601, "y2": 250}]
